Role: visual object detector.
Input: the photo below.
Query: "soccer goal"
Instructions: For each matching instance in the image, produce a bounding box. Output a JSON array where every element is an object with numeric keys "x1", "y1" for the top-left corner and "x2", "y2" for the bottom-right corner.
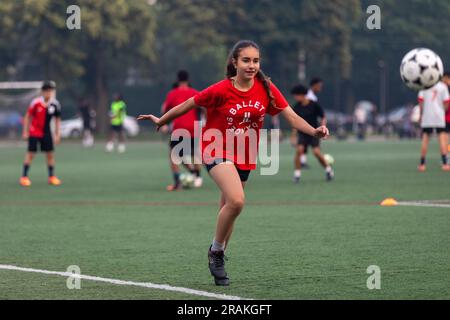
[
  {"x1": 0, "y1": 81, "x2": 42, "y2": 111},
  {"x1": 0, "y1": 81, "x2": 42, "y2": 138}
]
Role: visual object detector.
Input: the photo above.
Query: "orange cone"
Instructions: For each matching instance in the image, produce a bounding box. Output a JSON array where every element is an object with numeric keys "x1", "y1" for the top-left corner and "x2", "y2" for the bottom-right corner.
[{"x1": 381, "y1": 198, "x2": 398, "y2": 207}]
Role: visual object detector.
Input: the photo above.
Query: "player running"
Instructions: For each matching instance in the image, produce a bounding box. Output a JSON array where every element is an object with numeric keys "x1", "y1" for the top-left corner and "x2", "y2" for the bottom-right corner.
[
  {"x1": 302, "y1": 77, "x2": 324, "y2": 168},
  {"x1": 161, "y1": 70, "x2": 203, "y2": 191},
  {"x1": 106, "y1": 93, "x2": 127, "y2": 153},
  {"x1": 417, "y1": 76, "x2": 450, "y2": 172},
  {"x1": 138, "y1": 40, "x2": 329, "y2": 286},
  {"x1": 290, "y1": 84, "x2": 334, "y2": 182},
  {"x1": 20, "y1": 81, "x2": 62, "y2": 187}
]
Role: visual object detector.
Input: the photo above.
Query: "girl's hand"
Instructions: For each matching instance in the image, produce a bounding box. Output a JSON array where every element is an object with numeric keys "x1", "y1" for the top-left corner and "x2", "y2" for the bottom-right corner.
[
  {"x1": 314, "y1": 126, "x2": 329, "y2": 139},
  {"x1": 160, "y1": 124, "x2": 169, "y2": 134},
  {"x1": 137, "y1": 114, "x2": 161, "y2": 130}
]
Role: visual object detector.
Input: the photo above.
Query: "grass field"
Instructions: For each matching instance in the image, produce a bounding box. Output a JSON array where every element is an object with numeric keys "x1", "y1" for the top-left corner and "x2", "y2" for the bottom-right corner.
[{"x1": 1, "y1": 138, "x2": 449, "y2": 300}]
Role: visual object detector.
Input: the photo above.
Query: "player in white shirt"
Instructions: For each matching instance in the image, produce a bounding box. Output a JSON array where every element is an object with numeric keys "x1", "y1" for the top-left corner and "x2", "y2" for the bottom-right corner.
[
  {"x1": 303, "y1": 78, "x2": 324, "y2": 167},
  {"x1": 417, "y1": 80, "x2": 450, "y2": 172}
]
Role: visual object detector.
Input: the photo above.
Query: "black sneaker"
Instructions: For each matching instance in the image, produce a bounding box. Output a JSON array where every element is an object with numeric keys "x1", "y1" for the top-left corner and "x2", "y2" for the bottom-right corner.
[
  {"x1": 326, "y1": 170, "x2": 334, "y2": 181},
  {"x1": 301, "y1": 162, "x2": 310, "y2": 169},
  {"x1": 208, "y1": 246, "x2": 229, "y2": 286},
  {"x1": 293, "y1": 176, "x2": 300, "y2": 184}
]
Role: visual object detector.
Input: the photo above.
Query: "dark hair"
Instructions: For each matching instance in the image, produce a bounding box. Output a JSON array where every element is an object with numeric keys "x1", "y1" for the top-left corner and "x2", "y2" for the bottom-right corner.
[
  {"x1": 291, "y1": 84, "x2": 308, "y2": 95},
  {"x1": 310, "y1": 77, "x2": 323, "y2": 87},
  {"x1": 42, "y1": 80, "x2": 56, "y2": 90},
  {"x1": 177, "y1": 70, "x2": 189, "y2": 82},
  {"x1": 114, "y1": 93, "x2": 123, "y2": 101},
  {"x1": 226, "y1": 40, "x2": 275, "y2": 109}
]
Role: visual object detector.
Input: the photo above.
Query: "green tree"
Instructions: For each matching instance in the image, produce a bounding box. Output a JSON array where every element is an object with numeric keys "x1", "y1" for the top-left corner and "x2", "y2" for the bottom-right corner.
[{"x1": 0, "y1": 0, "x2": 157, "y2": 133}]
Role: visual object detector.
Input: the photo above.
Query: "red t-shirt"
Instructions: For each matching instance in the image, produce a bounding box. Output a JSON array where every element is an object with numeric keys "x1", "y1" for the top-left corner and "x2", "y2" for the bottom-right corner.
[
  {"x1": 194, "y1": 78, "x2": 289, "y2": 170},
  {"x1": 27, "y1": 97, "x2": 61, "y2": 138},
  {"x1": 163, "y1": 86, "x2": 199, "y2": 137}
]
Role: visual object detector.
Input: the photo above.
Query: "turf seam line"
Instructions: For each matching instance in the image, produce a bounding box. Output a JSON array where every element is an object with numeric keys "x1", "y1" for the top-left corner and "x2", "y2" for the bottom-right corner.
[
  {"x1": 397, "y1": 201, "x2": 450, "y2": 208},
  {"x1": 0, "y1": 264, "x2": 250, "y2": 300}
]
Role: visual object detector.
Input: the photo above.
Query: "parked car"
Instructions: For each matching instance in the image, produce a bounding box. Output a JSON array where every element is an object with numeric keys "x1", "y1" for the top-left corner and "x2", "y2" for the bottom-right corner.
[
  {"x1": 60, "y1": 116, "x2": 139, "y2": 138},
  {"x1": 380, "y1": 105, "x2": 419, "y2": 139}
]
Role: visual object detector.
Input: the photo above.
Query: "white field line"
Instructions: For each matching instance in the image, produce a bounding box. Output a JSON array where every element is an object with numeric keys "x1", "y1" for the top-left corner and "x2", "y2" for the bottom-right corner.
[
  {"x1": 0, "y1": 264, "x2": 250, "y2": 300},
  {"x1": 397, "y1": 201, "x2": 450, "y2": 209}
]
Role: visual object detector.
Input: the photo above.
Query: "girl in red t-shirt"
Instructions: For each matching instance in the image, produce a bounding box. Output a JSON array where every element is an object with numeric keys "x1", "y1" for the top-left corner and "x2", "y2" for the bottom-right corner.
[{"x1": 138, "y1": 40, "x2": 329, "y2": 286}]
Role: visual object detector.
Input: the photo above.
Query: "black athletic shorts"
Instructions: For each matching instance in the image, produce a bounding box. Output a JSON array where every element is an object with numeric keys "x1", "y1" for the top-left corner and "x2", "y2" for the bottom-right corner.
[
  {"x1": 297, "y1": 133, "x2": 320, "y2": 148},
  {"x1": 111, "y1": 125, "x2": 123, "y2": 133},
  {"x1": 204, "y1": 159, "x2": 251, "y2": 182},
  {"x1": 169, "y1": 136, "x2": 197, "y2": 157},
  {"x1": 422, "y1": 127, "x2": 446, "y2": 135},
  {"x1": 446, "y1": 123, "x2": 450, "y2": 133},
  {"x1": 28, "y1": 135, "x2": 54, "y2": 152}
]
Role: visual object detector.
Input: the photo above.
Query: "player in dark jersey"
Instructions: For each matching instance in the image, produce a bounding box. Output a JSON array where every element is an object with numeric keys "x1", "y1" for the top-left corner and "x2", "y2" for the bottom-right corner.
[
  {"x1": 20, "y1": 81, "x2": 62, "y2": 186},
  {"x1": 301, "y1": 77, "x2": 324, "y2": 168},
  {"x1": 291, "y1": 84, "x2": 334, "y2": 182}
]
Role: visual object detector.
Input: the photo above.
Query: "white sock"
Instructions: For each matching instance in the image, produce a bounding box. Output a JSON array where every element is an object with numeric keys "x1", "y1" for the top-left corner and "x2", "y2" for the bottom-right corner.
[
  {"x1": 294, "y1": 170, "x2": 301, "y2": 178},
  {"x1": 300, "y1": 154, "x2": 307, "y2": 164},
  {"x1": 325, "y1": 166, "x2": 332, "y2": 173},
  {"x1": 211, "y1": 239, "x2": 225, "y2": 252}
]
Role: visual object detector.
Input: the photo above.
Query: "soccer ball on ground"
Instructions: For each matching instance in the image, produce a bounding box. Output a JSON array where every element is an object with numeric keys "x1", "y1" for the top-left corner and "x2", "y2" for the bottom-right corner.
[
  {"x1": 324, "y1": 154, "x2": 335, "y2": 166},
  {"x1": 400, "y1": 48, "x2": 444, "y2": 91},
  {"x1": 179, "y1": 173, "x2": 195, "y2": 189}
]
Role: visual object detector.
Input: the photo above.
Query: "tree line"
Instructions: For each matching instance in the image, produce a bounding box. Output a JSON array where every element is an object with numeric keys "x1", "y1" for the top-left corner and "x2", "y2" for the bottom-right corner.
[{"x1": 0, "y1": 0, "x2": 449, "y2": 132}]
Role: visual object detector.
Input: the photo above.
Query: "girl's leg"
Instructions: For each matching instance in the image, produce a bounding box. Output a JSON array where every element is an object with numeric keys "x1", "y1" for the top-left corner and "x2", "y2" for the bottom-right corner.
[
  {"x1": 208, "y1": 163, "x2": 245, "y2": 247},
  {"x1": 223, "y1": 182, "x2": 246, "y2": 250}
]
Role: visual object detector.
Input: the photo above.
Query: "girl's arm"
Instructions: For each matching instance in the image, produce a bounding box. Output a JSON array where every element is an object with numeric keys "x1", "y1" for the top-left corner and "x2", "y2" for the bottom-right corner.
[
  {"x1": 280, "y1": 106, "x2": 329, "y2": 139},
  {"x1": 137, "y1": 97, "x2": 198, "y2": 129}
]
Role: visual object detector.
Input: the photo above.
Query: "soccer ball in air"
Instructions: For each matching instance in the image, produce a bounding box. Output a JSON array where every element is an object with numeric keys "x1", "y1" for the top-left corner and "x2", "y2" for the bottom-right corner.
[
  {"x1": 324, "y1": 154, "x2": 335, "y2": 166},
  {"x1": 400, "y1": 48, "x2": 444, "y2": 91},
  {"x1": 179, "y1": 173, "x2": 195, "y2": 189}
]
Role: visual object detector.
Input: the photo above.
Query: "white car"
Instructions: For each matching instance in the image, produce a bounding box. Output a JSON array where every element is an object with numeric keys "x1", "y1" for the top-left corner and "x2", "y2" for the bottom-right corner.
[{"x1": 60, "y1": 116, "x2": 139, "y2": 138}]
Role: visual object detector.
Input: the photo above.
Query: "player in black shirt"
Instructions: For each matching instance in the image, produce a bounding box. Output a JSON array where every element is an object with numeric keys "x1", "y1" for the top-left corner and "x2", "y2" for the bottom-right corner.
[{"x1": 290, "y1": 84, "x2": 334, "y2": 182}]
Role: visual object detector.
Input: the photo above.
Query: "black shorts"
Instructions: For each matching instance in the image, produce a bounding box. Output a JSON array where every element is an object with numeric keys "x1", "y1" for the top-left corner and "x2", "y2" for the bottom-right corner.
[
  {"x1": 169, "y1": 136, "x2": 197, "y2": 158},
  {"x1": 83, "y1": 117, "x2": 92, "y2": 131},
  {"x1": 204, "y1": 159, "x2": 251, "y2": 182},
  {"x1": 446, "y1": 123, "x2": 450, "y2": 133},
  {"x1": 297, "y1": 133, "x2": 320, "y2": 148},
  {"x1": 111, "y1": 125, "x2": 123, "y2": 133},
  {"x1": 422, "y1": 127, "x2": 446, "y2": 135},
  {"x1": 28, "y1": 135, "x2": 54, "y2": 152}
]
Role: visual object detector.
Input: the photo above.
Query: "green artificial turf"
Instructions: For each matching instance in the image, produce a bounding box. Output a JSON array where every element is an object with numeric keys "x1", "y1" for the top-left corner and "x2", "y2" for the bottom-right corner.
[{"x1": 0, "y1": 139, "x2": 449, "y2": 299}]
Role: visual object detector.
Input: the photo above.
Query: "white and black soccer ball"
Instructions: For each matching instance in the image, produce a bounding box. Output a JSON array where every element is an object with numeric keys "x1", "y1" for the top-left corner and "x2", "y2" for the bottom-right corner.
[
  {"x1": 400, "y1": 48, "x2": 444, "y2": 91},
  {"x1": 180, "y1": 173, "x2": 195, "y2": 189},
  {"x1": 324, "y1": 154, "x2": 335, "y2": 166}
]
